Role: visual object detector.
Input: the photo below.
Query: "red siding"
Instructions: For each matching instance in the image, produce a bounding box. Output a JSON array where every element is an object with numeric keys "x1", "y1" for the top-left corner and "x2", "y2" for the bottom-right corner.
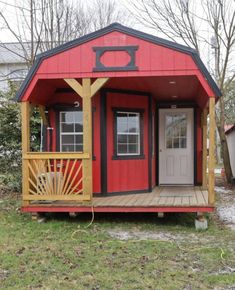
[
  {"x1": 106, "y1": 92, "x2": 149, "y2": 192},
  {"x1": 47, "y1": 93, "x2": 101, "y2": 194},
  {"x1": 47, "y1": 93, "x2": 203, "y2": 192},
  {"x1": 22, "y1": 31, "x2": 215, "y2": 102}
]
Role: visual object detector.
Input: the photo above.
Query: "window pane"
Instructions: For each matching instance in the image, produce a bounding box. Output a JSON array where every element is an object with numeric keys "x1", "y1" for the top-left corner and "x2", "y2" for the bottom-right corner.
[
  {"x1": 180, "y1": 126, "x2": 187, "y2": 137},
  {"x1": 74, "y1": 111, "x2": 83, "y2": 123},
  {"x1": 61, "y1": 112, "x2": 74, "y2": 123},
  {"x1": 75, "y1": 123, "x2": 83, "y2": 132},
  {"x1": 166, "y1": 115, "x2": 172, "y2": 124},
  {"x1": 128, "y1": 144, "x2": 138, "y2": 154},
  {"x1": 128, "y1": 115, "x2": 139, "y2": 132},
  {"x1": 173, "y1": 138, "x2": 180, "y2": 148},
  {"x1": 62, "y1": 135, "x2": 74, "y2": 144},
  {"x1": 75, "y1": 144, "x2": 83, "y2": 152},
  {"x1": 75, "y1": 135, "x2": 83, "y2": 144},
  {"x1": 61, "y1": 123, "x2": 74, "y2": 133},
  {"x1": 117, "y1": 115, "x2": 128, "y2": 133},
  {"x1": 128, "y1": 123, "x2": 138, "y2": 133},
  {"x1": 118, "y1": 134, "x2": 128, "y2": 144},
  {"x1": 128, "y1": 135, "x2": 138, "y2": 144},
  {"x1": 180, "y1": 114, "x2": 187, "y2": 127},
  {"x1": 173, "y1": 125, "x2": 180, "y2": 137},
  {"x1": 180, "y1": 138, "x2": 186, "y2": 148},
  {"x1": 166, "y1": 138, "x2": 172, "y2": 148},
  {"x1": 62, "y1": 145, "x2": 74, "y2": 152},
  {"x1": 166, "y1": 126, "x2": 173, "y2": 138},
  {"x1": 118, "y1": 144, "x2": 128, "y2": 154},
  {"x1": 128, "y1": 114, "x2": 139, "y2": 133}
]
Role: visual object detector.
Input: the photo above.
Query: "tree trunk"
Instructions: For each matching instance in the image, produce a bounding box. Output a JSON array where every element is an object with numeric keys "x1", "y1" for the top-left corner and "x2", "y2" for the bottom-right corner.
[
  {"x1": 216, "y1": 90, "x2": 233, "y2": 183},
  {"x1": 217, "y1": 124, "x2": 233, "y2": 182}
]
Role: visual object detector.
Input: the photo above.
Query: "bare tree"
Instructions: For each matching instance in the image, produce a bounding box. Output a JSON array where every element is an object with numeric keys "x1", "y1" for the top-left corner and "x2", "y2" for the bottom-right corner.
[
  {"x1": 34, "y1": 0, "x2": 90, "y2": 52},
  {"x1": 131, "y1": 0, "x2": 235, "y2": 182},
  {"x1": 0, "y1": 0, "x2": 88, "y2": 66},
  {"x1": 87, "y1": 0, "x2": 131, "y2": 31},
  {"x1": 0, "y1": 0, "x2": 131, "y2": 72}
]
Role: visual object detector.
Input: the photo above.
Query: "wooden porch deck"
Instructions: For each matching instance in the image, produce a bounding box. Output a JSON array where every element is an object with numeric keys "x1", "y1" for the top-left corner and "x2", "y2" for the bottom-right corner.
[
  {"x1": 92, "y1": 186, "x2": 208, "y2": 207},
  {"x1": 22, "y1": 186, "x2": 214, "y2": 213}
]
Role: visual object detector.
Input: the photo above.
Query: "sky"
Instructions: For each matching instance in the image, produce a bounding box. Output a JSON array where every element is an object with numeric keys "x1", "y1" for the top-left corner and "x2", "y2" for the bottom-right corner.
[{"x1": 0, "y1": 0, "x2": 136, "y2": 42}]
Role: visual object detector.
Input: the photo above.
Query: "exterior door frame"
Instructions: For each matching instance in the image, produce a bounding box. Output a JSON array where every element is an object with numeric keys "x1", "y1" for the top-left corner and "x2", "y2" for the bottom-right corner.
[{"x1": 156, "y1": 103, "x2": 197, "y2": 186}]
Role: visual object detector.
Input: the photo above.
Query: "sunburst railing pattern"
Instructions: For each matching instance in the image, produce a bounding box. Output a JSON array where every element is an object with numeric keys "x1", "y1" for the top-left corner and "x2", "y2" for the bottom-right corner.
[{"x1": 22, "y1": 152, "x2": 91, "y2": 202}]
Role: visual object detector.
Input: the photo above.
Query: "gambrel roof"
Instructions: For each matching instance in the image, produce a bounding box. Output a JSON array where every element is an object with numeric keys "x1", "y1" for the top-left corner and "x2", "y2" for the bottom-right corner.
[{"x1": 16, "y1": 23, "x2": 221, "y2": 101}]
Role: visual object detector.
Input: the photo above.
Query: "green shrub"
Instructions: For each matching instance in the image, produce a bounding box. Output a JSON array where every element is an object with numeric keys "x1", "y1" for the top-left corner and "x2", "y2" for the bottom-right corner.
[{"x1": 0, "y1": 83, "x2": 40, "y2": 193}]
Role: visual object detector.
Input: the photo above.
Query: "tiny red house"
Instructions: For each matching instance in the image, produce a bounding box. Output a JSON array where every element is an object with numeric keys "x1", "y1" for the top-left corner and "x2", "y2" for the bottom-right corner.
[{"x1": 17, "y1": 23, "x2": 220, "y2": 215}]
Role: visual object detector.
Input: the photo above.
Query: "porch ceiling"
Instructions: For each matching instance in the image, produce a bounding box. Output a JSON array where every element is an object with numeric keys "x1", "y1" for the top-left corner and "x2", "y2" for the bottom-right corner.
[{"x1": 28, "y1": 75, "x2": 209, "y2": 108}]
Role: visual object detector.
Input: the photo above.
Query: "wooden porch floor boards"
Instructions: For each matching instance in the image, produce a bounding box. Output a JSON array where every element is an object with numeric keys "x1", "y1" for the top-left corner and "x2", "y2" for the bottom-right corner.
[
  {"x1": 92, "y1": 187, "x2": 208, "y2": 207},
  {"x1": 28, "y1": 186, "x2": 209, "y2": 208}
]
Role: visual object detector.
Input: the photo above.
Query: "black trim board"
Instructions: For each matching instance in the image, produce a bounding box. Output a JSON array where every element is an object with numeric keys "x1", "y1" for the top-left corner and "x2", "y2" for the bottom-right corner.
[
  {"x1": 100, "y1": 89, "x2": 107, "y2": 195},
  {"x1": 93, "y1": 45, "x2": 139, "y2": 72},
  {"x1": 16, "y1": 23, "x2": 221, "y2": 102},
  {"x1": 148, "y1": 94, "x2": 153, "y2": 192},
  {"x1": 155, "y1": 106, "x2": 159, "y2": 186},
  {"x1": 156, "y1": 103, "x2": 198, "y2": 186},
  {"x1": 194, "y1": 108, "x2": 197, "y2": 185}
]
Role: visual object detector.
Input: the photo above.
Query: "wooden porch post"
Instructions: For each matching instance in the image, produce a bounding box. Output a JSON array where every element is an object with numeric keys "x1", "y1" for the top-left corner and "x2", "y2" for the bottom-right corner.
[
  {"x1": 82, "y1": 79, "x2": 93, "y2": 198},
  {"x1": 64, "y1": 77, "x2": 109, "y2": 199},
  {"x1": 202, "y1": 108, "x2": 207, "y2": 189},
  {"x1": 21, "y1": 102, "x2": 30, "y2": 206},
  {"x1": 208, "y1": 97, "x2": 215, "y2": 204}
]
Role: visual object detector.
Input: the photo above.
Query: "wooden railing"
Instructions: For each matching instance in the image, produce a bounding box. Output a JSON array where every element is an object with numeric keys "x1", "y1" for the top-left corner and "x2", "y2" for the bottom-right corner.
[{"x1": 22, "y1": 152, "x2": 91, "y2": 202}]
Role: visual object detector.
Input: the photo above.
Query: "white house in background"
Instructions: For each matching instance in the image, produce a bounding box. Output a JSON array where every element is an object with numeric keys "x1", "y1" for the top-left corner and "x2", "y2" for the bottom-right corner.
[
  {"x1": 0, "y1": 43, "x2": 29, "y2": 91},
  {"x1": 225, "y1": 125, "x2": 235, "y2": 178}
]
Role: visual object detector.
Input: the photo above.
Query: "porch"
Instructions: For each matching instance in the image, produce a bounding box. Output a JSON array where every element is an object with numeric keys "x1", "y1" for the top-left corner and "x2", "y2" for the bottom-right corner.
[{"x1": 21, "y1": 186, "x2": 213, "y2": 213}]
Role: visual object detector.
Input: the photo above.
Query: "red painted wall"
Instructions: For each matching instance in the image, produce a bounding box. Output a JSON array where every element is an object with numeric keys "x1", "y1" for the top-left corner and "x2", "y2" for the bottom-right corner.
[
  {"x1": 46, "y1": 91, "x2": 203, "y2": 194},
  {"x1": 106, "y1": 92, "x2": 149, "y2": 192},
  {"x1": 46, "y1": 93, "x2": 101, "y2": 194},
  {"x1": 22, "y1": 30, "x2": 215, "y2": 102}
]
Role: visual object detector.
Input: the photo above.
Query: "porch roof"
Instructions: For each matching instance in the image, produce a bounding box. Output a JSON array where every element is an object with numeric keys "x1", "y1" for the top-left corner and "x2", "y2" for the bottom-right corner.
[{"x1": 16, "y1": 23, "x2": 221, "y2": 105}]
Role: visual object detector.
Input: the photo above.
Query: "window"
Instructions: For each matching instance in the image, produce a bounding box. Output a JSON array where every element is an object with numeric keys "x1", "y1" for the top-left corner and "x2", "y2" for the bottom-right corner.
[
  {"x1": 165, "y1": 113, "x2": 187, "y2": 149},
  {"x1": 114, "y1": 110, "x2": 144, "y2": 158},
  {"x1": 60, "y1": 111, "x2": 83, "y2": 152}
]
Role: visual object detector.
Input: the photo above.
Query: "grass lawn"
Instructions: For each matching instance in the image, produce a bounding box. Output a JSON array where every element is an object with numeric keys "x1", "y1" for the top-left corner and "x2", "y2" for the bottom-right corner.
[{"x1": 0, "y1": 193, "x2": 235, "y2": 290}]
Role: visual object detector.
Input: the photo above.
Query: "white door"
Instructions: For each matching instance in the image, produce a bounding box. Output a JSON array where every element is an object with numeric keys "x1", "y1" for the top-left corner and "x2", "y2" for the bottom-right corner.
[{"x1": 159, "y1": 108, "x2": 194, "y2": 185}]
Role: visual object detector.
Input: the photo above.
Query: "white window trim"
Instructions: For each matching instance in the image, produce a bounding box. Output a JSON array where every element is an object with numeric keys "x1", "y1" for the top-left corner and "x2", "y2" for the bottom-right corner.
[
  {"x1": 59, "y1": 111, "x2": 83, "y2": 152},
  {"x1": 116, "y1": 111, "x2": 141, "y2": 156}
]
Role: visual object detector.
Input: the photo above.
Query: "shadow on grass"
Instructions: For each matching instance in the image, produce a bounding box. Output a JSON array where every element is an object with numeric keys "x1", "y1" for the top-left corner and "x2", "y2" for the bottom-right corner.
[{"x1": 44, "y1": 211, "x2": 197, "y2": 228}]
